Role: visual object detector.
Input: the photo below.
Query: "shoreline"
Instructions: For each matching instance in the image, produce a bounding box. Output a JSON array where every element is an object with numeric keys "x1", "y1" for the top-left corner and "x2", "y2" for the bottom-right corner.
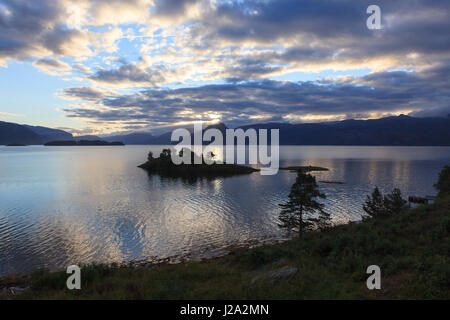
[
  {"x1": 0, "y1": 234, "x2": 291, "y2": 287},
  {"x1": 1, "y1": 194, "x2": 449, "y2": 299}
]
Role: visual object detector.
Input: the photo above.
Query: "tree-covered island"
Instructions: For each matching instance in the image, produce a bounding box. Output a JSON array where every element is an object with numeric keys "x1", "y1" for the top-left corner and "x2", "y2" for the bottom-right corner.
[{"x1": 138, "y1": 148, "x2": 260, "y2": 177}]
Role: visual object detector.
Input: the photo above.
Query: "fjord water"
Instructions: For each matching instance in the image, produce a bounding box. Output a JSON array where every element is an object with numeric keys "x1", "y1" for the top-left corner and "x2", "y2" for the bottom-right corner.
[{"x1": 0, "y1": 145, "x2": 449, "y2": 276}]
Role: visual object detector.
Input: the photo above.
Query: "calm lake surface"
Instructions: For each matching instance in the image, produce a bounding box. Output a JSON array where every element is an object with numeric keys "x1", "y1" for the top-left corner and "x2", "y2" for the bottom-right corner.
[{"x1": 1, "y1": 145, "x2": 449, "y2": 276}]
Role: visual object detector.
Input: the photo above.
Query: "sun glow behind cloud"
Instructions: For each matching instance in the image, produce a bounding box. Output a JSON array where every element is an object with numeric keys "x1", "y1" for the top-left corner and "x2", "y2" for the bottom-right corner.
[{"x1": 0, "y1": 0, "x2": 449, "y2": 134}]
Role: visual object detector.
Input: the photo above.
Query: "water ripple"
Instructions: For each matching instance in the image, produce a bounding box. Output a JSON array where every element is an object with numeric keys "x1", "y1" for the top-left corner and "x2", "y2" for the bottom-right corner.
[{"x1": 0, "y1": 145, "x2": 449, "y2": 276}]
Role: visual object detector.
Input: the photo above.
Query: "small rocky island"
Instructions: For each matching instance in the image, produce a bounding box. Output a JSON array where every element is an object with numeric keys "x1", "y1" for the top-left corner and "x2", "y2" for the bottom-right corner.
[
  {"x1": 279, "y1": 165, "x2": 329, "y2": 172},
  {"x1": 6, "y1": 143, "x2": 27, "y2": 146},
  {"x1": 44, "y1": 140, "x2": 124, "y2": 146},
  {"x1": 138, "y1": 148, "x2": 259, "y2": 177}
]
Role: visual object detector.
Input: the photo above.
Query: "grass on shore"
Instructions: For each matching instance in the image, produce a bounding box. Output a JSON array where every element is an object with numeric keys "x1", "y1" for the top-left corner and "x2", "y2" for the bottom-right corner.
[{"x1": 1, "y1": 195, "x2": 449, "y2": 300}]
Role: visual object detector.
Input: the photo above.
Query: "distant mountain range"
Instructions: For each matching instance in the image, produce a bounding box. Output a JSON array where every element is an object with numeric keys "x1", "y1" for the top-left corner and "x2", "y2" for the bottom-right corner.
[
  {"x1": 238, "y1": 115, "x2": 450, "y2": 146},
  {"x1": 103, "y1": 115, "x2": 450, "y2": 146},
  {"x1": 0, "y1": 121, "x2": 96, "y2": 145},
  {"x1": 1, "y1": 115, "x2": 449, "y2": 146},
  {"x1": 0, "y1": 121, "x2": 42, "y2": 145},
  {"x1": 22, "y1": 125, "x2": 73, "y2": 142}
]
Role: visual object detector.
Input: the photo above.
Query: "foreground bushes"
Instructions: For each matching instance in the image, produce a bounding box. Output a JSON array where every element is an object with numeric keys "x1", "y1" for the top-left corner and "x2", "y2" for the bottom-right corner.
[{"x1": 363, "y1": 187, "x2": 407, "y2": 219}]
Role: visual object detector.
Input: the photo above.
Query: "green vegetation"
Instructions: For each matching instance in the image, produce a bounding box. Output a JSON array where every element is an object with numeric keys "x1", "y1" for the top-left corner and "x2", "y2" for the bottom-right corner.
[
  {"x1": 1, "y1": 167, "x2": 449, "y2": 300},
  {"x1": 279, "y1": 171, "x2": 331, "y2": 235},
  {"x1": 138, "y1": 148, "x2": 259, "y2": 178},
  {"x1": 435, "y1": 165, "x2": 450, "y2": 198},
  {"x1": 363, "y1": 187, "x2": 407, "y2": 219}
]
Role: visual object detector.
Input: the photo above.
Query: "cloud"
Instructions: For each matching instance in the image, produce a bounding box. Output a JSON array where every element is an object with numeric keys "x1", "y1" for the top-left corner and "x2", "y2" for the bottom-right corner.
[
  {"x1": 152, "y1": 0, "x2": 199, "y2": 17},
  {"x1": 0, "y1": 0, "x2": 147, "y2": 66},
  {"x1": 0, "y1": 111, "x2": 24, "y2": 118},
  {"x1": 184, "y1": 0, "x2": 450, "y2": 76},
  {"x1": 33, "y1": 57, "x2": 71, "y2": 75},
  {"x1": 1, "y1": 0, "x2": 450, "y2": 133},
  {"x1": 72, "y1": 63, "x2": 92, "y2": 74},
  {"x1": 90, "y1": 27, "x2": 123, "y2": 53},
  {"x1": 62, "y1": 62, "x2": 450, "y2": 130},
  {"x1": 88, "y1": 63, "x2": 167, "y2": 86},
  {"x1": 42, "y1": 28, "x2": 92, "y2": 57},
  {"x1": 0, "y1": 0, "x2": 94, "y2": 66},
  {"x1": 88, "y1": 0, "x2": 153, "y2": 25},
  {"x1": 2, "y1": 0, "x2": 449, "y2": 77},
  {"x1": 60, "y1": 87, "x2": 108, "y2": 101},
  {"x1": 0, "y1": 0, "x2": 61, "y2": 65}
]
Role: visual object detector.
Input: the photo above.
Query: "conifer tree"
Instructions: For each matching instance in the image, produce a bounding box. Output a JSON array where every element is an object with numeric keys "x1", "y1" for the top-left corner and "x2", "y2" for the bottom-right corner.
[{"x1": 279, "y1": 171, "x2": 329, "y2": 236}]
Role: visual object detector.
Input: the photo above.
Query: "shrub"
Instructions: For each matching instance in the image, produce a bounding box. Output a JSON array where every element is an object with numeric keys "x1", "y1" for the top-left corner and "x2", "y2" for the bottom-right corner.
[
  {"x1": 363, "y1": 187, "x2": 406, "y2": 219},
  {"x1": 384, "y1": 188, "x2": 407, "y2": 214},
  {"x1": 435, "y1": 165, "x2": 450, "y2": 197}
]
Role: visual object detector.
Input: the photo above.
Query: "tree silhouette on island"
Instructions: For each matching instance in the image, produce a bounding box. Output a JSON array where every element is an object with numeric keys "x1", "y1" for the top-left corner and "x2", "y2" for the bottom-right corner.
[{"x1": 138, "y1": 148, "x2": 259, "y2": 178}]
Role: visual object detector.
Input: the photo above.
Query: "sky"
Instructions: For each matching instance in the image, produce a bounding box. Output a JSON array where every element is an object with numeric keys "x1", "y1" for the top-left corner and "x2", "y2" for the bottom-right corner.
[{"x1": 0, "y1": 0, "x2": 449, "y2": 135}]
